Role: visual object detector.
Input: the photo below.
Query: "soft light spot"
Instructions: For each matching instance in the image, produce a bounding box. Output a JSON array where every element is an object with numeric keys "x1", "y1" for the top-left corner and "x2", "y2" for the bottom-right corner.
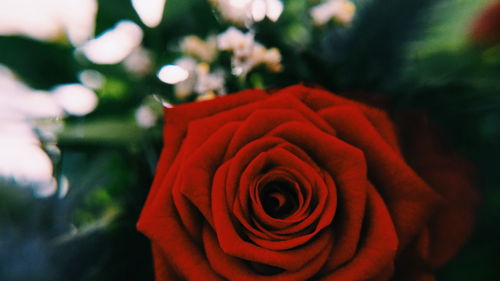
[
  {"x1": 251, "y1": 0, "x2": 267, "y2": 22},
  {"x1": 52, "y1": 84, "x2": 98, "y2": 116},
  {"x1": 157, "y1": 65, "x2": 189, "y2": 84},
  {"x1": 80, "y1": 20, "x2": 143, "y2": 64},
  {"x1": 152, "y1": 94, "x2": 174, "y2": 108},
  {"x1": 0, "y1": 0, "x2": 97, "y2": 44},
  {"x1": 0, "y1": 65, "x2": 60, "y2": 198},
  {"x1": 58, "y1": 175, "x2": 70, "y2": 198},
  {"x1": 60, "y1": 0, "x2": 98, "y2": 45},
  {"x1": 229, "y1": 0, "x2": 252, "y2": 9},
  {"x1": 78, "y1": 69, "x2": 105, "y2": 89},
  {"x1": 123, "y1": 47, "x2": 153, "y2": 76},
  {"x1": 0, "y1": 139, "x2": 54, "y2": 195},
  {"x1": 131, "y1": 0, "x2": 166, "y2": 28},
  {"x1": 135, "y1": 105, "x2": 157, "y2": 128},
  {"x1": 266, "y1": 0, "x2": 283, "y2": 22},
  {"x1": 25, "y1": 91, "x2": 65, "y2": 118},
  {"x1": 0, "y1": 67, "x2": 64, "y2": 119},
  {"x1": 35, "y1": 178, "x2": 58, "y2": 198}
]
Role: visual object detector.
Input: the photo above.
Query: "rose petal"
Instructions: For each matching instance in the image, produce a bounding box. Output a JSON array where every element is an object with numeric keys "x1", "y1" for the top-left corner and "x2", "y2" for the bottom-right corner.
[
  {"x1": 319, "y1": 185, "x2": 398, "y2": 280},
  {"x1": 319, "y1": 106, "x2": 441, "y2": 248},
  {"x1": 274, "y1": 85, "x2": 400, "y2": 151},
  {"x1": 173, "y1": 122, "x2": 241, "y2": 234},
  {"x1": 203, "y1": 223, "x2": 334, "y2": 280}
]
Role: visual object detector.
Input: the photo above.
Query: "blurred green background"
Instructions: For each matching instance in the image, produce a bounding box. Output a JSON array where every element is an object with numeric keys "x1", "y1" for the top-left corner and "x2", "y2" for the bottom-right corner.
[{"x1": 0, "y1": 0, "x2": 499, "y2": 280}]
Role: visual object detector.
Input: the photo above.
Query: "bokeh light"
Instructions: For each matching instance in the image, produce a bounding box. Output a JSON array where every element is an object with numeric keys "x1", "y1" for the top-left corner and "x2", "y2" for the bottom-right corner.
[
  {"x1": 131, "y1": 0, "x2": 166, "y2": 28},
  {"x1": 79, "y1": 20, "x2": 143, "y2": 65},
  {"x1": 157, "y1": 64, "x2": 190, "y2": 84}
]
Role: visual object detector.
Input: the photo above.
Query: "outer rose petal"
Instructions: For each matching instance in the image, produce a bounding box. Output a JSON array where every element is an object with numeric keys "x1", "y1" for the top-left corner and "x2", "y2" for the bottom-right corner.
[
  {"x1": 392, "y1": 113, "x2": 480, "y2": 280},
  {"x1": 319, "y1": 185, "x2": 398, "y2": 280},
  {"x1": 319, "y1": 105, "x2": 441, "y2": 249}
]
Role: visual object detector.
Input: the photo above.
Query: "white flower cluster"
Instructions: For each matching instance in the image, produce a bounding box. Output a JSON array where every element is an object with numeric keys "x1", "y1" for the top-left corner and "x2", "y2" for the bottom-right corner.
[
  {"x1": 213, "y1": 0, "x2": 284, "y2": 27},
  {"x1": 169, "y1": 57, "x2": 226, "y2": 100},
  {"x1": 181, "y1": 35, "x2": 218, "y2": 63},
  {"x1": 157, "y1": 28, "x2": 282, "y2": 101},
  {"x1": 310, "y1": 0, "x2": 356, "y2": 26},
  {"x1": 157, "y1": 35, "x2": 226, "y2": 101},
  {"x1": 217, "y1": 27, "x2": 282, "y2": 76}
]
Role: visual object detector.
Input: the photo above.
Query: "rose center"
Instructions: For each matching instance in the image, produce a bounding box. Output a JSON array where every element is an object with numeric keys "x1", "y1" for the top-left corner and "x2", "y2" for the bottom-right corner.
[{"x1": 260, "y1": 180, "x2": 298, "y2": 219}]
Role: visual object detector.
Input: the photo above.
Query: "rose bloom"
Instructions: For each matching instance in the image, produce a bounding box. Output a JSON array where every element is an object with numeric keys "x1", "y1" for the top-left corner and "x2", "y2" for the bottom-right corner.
[{"x1": 137, "y1": 85, "x2": 478, "y2": 281}]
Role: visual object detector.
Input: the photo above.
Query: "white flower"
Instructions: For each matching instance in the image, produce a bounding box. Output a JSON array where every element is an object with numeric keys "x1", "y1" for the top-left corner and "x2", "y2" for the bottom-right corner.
[
  {"x1": 175, "y1": 57, "x2": 198, "y2": 72},
  {"x1": 217, "y1": 27, "x2": 255, "y2": 58},
  {"x1": 217, "y1": 27, "x2": 282, "y2": 76},
  {"x1": 157, "y1": 57, "x2": 227, "y2": 99},
  {"x1": 251, "y1": 44, "x2": 282, "y2": 72},
  {"x1": 194, "y1": 64, "x2": 226, "y2": 96},
  {"x1": 213, "y1": 0, "x2": 284, "y2": 26},
  {"x1": 131, "y1": 0, "x2": 167, "y2": 28},
  {"x1": 181, "y1": 35, "x2": 218, "y2": 63},
  {"x1": 263, "y1": 0, "x2": 284, "y2": 22},
  {"x1": 171, "y1": 57, "x2": 198, "y2": 99},
  {"x1": 310, "y1": 0, "x2": 356, "y2": 26}
]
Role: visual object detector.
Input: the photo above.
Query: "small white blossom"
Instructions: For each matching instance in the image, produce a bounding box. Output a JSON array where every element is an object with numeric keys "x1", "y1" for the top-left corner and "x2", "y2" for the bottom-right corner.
[
  {"x1": 194, "y1": 64, "x2": 226, "y2": 96},
  {"x1": 175, "y1": 57, "x2": 198, "y2": 72},
  {"x1": 310, "y1": 0, "x2": 356, "y2": 26},
  {"x1": 171, "y1": 57, "x2": 198, "y2": 99},
  {"x1": 131, "y1": 0, "x2": 166, "y2": 28},
  {"x1": 181, "y1": 35, "x2": 218, "y2": 63},
  {"x1": 158, "y1": 58, "x2": 226, "y2": 99},
  {"x1": 251, "y1": 44, "x2": 282, "y2": 72},
  {"x1": 264, "y1": 0, "x2": 284, "y2": 22},
  {"x1": 217, "y1": 27, "x2": 282, "y2": 76},
  {"x1": 213, "y1": 0, "x2": 284, "y2": 26},
  {"x1": 217, "y1": 27, "x2": 255, "y2": 58}
]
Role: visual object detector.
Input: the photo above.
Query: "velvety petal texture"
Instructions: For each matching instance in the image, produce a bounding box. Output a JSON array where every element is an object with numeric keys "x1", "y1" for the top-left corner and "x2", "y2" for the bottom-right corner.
[{"x1": 137, "y1": 85, "x2": 477, "y2": 281}]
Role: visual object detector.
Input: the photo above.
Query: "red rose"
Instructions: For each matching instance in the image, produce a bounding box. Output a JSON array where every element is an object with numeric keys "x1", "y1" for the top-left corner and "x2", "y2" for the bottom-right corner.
[
  {"x1": 470, "y1": 1, "x2": 500, "y2": 45},
  {"x1": 137, "y1": 85, "x2": 477, "y2": 281}
]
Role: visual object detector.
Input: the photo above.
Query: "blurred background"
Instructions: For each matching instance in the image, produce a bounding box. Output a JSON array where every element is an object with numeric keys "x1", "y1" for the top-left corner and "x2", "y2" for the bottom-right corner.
[{"x1": 0, "y1": 0, "x2": 499, "y2": 280}]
